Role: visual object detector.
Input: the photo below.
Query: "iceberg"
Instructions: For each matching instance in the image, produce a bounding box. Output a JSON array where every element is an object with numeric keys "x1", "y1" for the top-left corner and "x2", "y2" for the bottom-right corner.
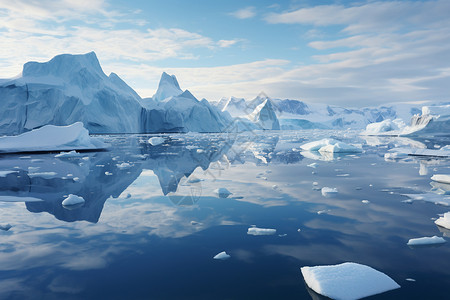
[
  {"x1": 301, "y1": 139, "x2": 361, "y2": 153},
  {"x1": 152, "y1": 72, "x2": 183, "y2": 102},
  {"x1": 431, "y1": 174, "x2": 450, "y2": 184},
  {"x1": 321, "y1": 187, "x2": 338, "y2": 197},
  {"x1": 55, "y1": 150, "x2": 82, "y2": 158},
  {"x1": 62, "y1": 194, "x2": 85, "y2": 207},
  {"x1": 407, "y1": 236, "x2": 446, "y2": 247},
  {"x1": 435, "y1": 212, "x2": 450, "y2": 230},
  {"x1": 148, "y1": 137, "x2": 165, "y2": 146},
  {"x1": 213, "y1": 251, "x2": 231, "y2": 260},
  {"x1": 246, "y1": 99, "x2": 280, "y2": 130},
  {"x1": 402, "y1": 105, "x2": 450, "y2": 137},
  {"x1": 360, "y1": 119, "x2": 405, "y2": 135},
  {"x1": 0, "y1": 122, "x2": 107, "y2": 153},
  {"x1": 247, "y1": 227, "x2": 276, "y2": 236},
  {"x1": 301, "y1": 262, "x2": 400, "y2": 300},
  {"x1": 214, "y1": 188, "x2": 232, "y2": 198}
]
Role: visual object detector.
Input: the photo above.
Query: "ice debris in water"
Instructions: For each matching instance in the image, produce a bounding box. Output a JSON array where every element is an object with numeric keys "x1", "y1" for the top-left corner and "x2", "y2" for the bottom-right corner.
[
  {"x1": 435, "y1": 212, "x2": 450, "y2": 230},
  {"x1": 321, "y1": 187, "x2": 338, "y2": 197},
  {"x1": 62, "y1": 194, "x2": 85, "y2": 206},
  {"x1": 362, "y1": 200, "x2": 370, "y2": 204},
  {"x1": 307, "y1": 163, "x2": 317, "y2": 168},
  {"x1": 431, "y1": 174, "x2": 450, "y2": 184},
  {"x1": 116, "y1": 162, "x2": 132, "y2": 170},
  {"x1": 214, "y1": 188, "x2": 232, "y2": 198},
  {"x1": 0, "y1": 223, "x2": 12, "y2": 231},
  {"x1": 213, "y1": 251, "x2": 231, "y2": 260},
  {"x1": 301, "y1": 262, "x2": 400, "y2": 300},
  {"x1": 407, "y1": 236, "x2": 446, "y2": 247},
  {"x1": 55, "y1": 150, "x2": 81, "y2": 158},
  {"x1": 300, "y1": 138, "x2": 362, "y2": 153},
  {"x1": 247, "y1": 227, "x2": 276, "y2": 236},
  {"x1": 148, "y1": 137, "x2": 165, "y2": 146}
]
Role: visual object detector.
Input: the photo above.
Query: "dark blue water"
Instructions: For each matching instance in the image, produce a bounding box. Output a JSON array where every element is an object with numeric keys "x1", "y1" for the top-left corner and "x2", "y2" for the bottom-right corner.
[{"x1": 0, "y1": 130, "x2": 449, "y2": 299}]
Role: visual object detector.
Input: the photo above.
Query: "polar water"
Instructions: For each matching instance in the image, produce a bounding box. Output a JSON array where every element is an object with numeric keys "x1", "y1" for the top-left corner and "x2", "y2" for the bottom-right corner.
[{"x1": 0, "y1": 129, "x2": 450, "y2": 299}]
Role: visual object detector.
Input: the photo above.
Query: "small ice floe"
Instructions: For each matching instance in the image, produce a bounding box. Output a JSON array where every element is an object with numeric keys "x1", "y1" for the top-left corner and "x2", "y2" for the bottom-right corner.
[
  {"x1": 247, "y1": 227, "x2": 276, "y2": 236},
  {"x1": 401, "y1": 193, "x2": 450, "y2": 206},
  {"x1": 55, "y1": 150, "x2": 81, "y2": 158},
  {"x1": 0, "y1": 170, "x2": 18, "y2": 177},
  {"x1": 28, "y1": 172, "x2": 58, "y2": 179},
  {"x1": 301, "y1": 262, "x2": 400, "y2": 300},
  {"x1": 321, "y1": 187, "x2": 338, "y2": 197},
  {"x1": 214, "y1": 188, "x2": 232, "y2": 198},
  {"x1": 73, "y1": 177, "x2": 80, "y2": 182},
  {"x1": 297, "y1": 228, "x2": 302, "y2": 232},
  {"x1": 362, "y1": 200, "x2": 370, "y2": 204},
  {"x1": 0, "y1": 223, "x2": 12, "y2": 231},
  {"x1": 300, "y1": 139, "x2": 362, "y2": 153},
  {"x1": 336, "y1": 174, "x2": 350, "y2": 177},
  {"x1": 213, "y1": 251, "x2": 230, "y2": 260},
  {"x1": 105, "y1": 171, "x2": 113, "y2": 176},
  {"x1": 406, "y1": 278, "x2": 416, "y2": 282},
  {"x1": 317, "y1": 209, "x2": 331, "y2": 215},
  {"x1": 148, "y1": 137, "x2": 165, "y2": 146},
  {"x1": 278, "y1": 233, "x2": 287, "y2": 237},
  {"x1": 431, "y1": 174, "x2": 450, "y2": 184},
  {"x1": 116, "y1": 162, "x2": 132, "y2": 170},
  {"x1": 407, "y1": 236, "x2": 446, "y2": 247},
  {"x1": 307, "y1": 163, "x2": 317, "y2": 168},
  {"x1": 435, "y1": 212, "x2": 450, "y2": 230},
  {"x1": 62, "y1": 194, "x2": 85, "y2": 208}
]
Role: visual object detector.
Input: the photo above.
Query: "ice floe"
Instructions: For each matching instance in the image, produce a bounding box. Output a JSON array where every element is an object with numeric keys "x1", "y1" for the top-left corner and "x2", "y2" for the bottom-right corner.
[
  {"x1": 431, "y1": 174, "x2": 450, "y2": 184},
  {"x1": 301, "y1": 138, "x2": 362, "y2": 153},
  {"x1": 386, "y1": 147, "x2": 450, "y2": 158},
  {"x1": 213, "y1": 251, "x2": 231, "y2": 260},
  {"x1": 55, "y1": 150, "x2": 81, "y2": 158},
  {"x1": 435, "y1": 212, "x2": 450, "y2": 230},
  {"x1": 321, "y1": 187, "x2": 338, "y2": 197},
  {"x1": 247, "y1": 227, "x2": 276, "y2": 236},
  {"x1": 301, "y1": 262, "x2": 400, "y2": 300},
  {"x1": 407, "y1": 236, "x2": 446, "y2": 247},
  {"x1": 62, "y1": 194, "x2": 85, "y2": 207},
  {"x1": 148, "y1": 137, "x2": 165, "y2": 146},
  {"x1": 0, "y1": 122, "x2": 108, "y2": 153},
  {"x1": 401, "y1": 193, "x2": 450, "y2": 206}
]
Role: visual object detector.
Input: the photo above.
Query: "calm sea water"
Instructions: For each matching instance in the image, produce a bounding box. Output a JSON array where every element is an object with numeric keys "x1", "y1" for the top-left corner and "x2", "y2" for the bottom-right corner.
[{"x1": 0, "y1": 130, "x2": 449, "y2": 299}]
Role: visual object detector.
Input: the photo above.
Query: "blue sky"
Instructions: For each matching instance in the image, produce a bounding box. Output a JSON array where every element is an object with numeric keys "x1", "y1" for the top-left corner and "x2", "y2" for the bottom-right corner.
[{"x1": 0, "y1": 0, "x2": 449, "y2": 106}]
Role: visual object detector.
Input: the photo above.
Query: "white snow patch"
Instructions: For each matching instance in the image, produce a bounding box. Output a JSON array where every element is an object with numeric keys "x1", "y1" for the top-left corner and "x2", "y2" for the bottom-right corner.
[{"x1": 301, "y1": 262, "x2": 400, "y2": 300}]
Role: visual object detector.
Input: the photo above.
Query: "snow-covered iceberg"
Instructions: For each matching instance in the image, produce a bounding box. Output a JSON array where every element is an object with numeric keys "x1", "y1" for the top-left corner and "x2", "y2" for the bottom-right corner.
[
  {"x1": 246, "y1": 99, "x2": 280, "y2": 130},
  {"x1": 402, "y1": 105, "x2": 450, "y2": 137},
  {"x1": 213, "y1": 251, "x2": 230, "y2": 260},
  {"x1": 301, "y1": 262, "x2": 400, "y2": 300},
  {"x1": 360, "y1": 119, "x2": 405, "y2": 135},
  {"x1": 0, "y1": 52, "x2": 233, "y2": 135},
  {"x1": 0, "y1": 122, "x2": 107, "y2": 153},
  {"x1": 407, "y1": 236, "x2": 446, "y2": 247}
]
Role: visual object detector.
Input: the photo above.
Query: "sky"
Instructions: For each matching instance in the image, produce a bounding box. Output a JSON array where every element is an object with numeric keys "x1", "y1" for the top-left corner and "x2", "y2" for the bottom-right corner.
[{"x1": 0, "y1": 0, "x2": 449, "y2": 107}]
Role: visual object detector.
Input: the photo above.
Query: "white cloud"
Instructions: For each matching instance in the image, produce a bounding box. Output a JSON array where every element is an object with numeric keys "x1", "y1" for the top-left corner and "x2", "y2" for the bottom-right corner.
[
  {"x1": 229, "y1": 6, "x2": 257, "y2": 19},
  {"x1": 217, "y1": 39, "x2": 238, "y2": 48}
]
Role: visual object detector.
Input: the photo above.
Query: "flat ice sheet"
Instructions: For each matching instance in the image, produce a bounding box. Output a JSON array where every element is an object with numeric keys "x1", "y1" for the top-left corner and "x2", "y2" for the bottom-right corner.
[{"x1": 301, "y1": 262, "x2": 400, "y2": 300}]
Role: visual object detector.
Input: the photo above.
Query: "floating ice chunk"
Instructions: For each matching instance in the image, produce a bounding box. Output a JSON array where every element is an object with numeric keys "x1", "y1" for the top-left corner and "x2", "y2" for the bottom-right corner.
[
  {"x1": 62, "y1": 194, "x2": 85, "y2": 207},
  {"x1": 317, "y1": 209, "x2": 331, "y2": 215},
  {"x1": 402, "y1": 193, "x2": 450, "y2": 206},
  {"x1": 301, "y1": 139, "x2": 362, "y2": 153},
  {"x1": 28, "y1": 172, "x2": 58, "y2": 179},
  {"x1": 278, "y1": 233, "x2": 287, "y2": 237},
  {"x1": 307, "y1": 163, "x2": 317, "y2": 168},
  {"x1": 214, "y1": 188, "x2": 232, "y2": 198},
  {"x1": 431, "y1": 174, "x2": 450, "y2": 184},
  {"x1": 0, "y1": 122, "x2": 107, "y2": 153},
  {"x1": 301, "y1": 139, "x2": 339, "y2": 151},
  {"x1": 407, "y1": 236, "x2": 446, "y2": 246},
  {"x1": 105, "y1": 172, "x2": 113, "y2": 176},
  {"x1": 0, "y1": 170, "x2": 18, "y2": 177},
  {"x1": 55, "y1": 150, "x2": 81, "y2": 158},
  {"x1": 0, "y1": 196, "x2": 43, "y2": 202},
  {"x1": 321, "y1": 187, "x2": 338, "y2": 197},
  {"x1": 190, "y1": 221, "x2": 202, "y2": 226},
  {"x1": 435, "y1": 212, "x2": 450, "y2": 230},
  {"x1": 387, "y1": 147, "x2": 450, "y2": 158},
  {"x1": 116, "y1": 162, "x2": 132, "y2": 170},
  {"x1": 362, "y1": 200, "x2": 370, "y2": 204},
  {"x1": 0, "y1": 224, "x2": 12, "y2": 231},
  {"x1": 406, "y1": 278, "x2": 416, "y2": 282},
  {"x1": 301, "y1": 262, "x2": 400, "y2": 300},
  {"x1": 213, "y1": 251, "x2": 230, "y2": 260},
  {"x1": 247, "y1": 227, "x2": 276, "y2": 236},
  {"x1": 361, "y1": 119, "x2": 405, "y2": 135},
  {"x1": 148, "y1": 137, "x2": 165, "y2": 146},
  {"x1": 297, "y1": 228, "x2": 302, "y2": 232}
]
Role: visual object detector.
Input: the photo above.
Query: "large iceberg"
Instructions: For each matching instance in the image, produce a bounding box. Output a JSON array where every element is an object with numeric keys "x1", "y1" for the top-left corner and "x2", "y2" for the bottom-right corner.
[
  {"x1": 301, "y1": 262, "x2": 400, "y2": 300},
  {"x1": 246, "y1": 99, "x2": 280, "y2": 130},
  {"x1": 0, "y1": 52, "x2": 232, "y2": 135},
  {"x1": 0, "y1": 122, "x2": 107, "y2": 153}
]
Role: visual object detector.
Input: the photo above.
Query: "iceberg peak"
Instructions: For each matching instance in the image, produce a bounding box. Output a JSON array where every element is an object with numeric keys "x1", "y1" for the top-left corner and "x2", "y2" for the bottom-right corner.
[
  {"x1": 153, "y1": 72, "x2": 183, "y2": 102},
  {"x1": 22, "y1": 51, "x2": 105, "y2": 79}
]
